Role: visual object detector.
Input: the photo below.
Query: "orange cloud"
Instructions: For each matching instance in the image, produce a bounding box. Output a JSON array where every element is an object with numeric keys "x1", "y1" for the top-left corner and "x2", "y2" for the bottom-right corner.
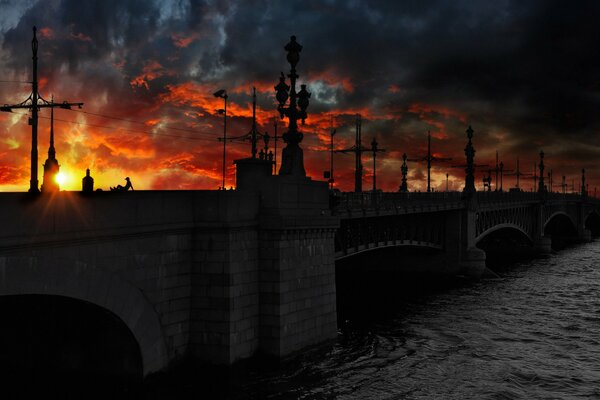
[
  {"x1": 130, "y1": 61, "x2": 171, "y2": 89},
  {"x1": 309, "y1": 69, "x2": 355, "y2": 93},
  {"x1": 39, "y1": 27, "x2": 54, "y2": 39},
  {"x1": 70, "y1": 32, "x2": 92, "y2": 42},
  {"x1": 171, "y1": 32, "x2": 201, "y2": 48},
  {"x1": 388, "y1": 84, "x2": 402, "y2": 94}
]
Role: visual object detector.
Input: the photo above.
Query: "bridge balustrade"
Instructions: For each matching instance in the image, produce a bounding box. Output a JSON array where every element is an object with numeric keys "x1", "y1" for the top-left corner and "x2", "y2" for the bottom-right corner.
[
  {"x1": 476, "y1": 191, "x2": 539, "y2": 205},
  {"x1": 334, "y1": 191, "x2": 463, "y2": 214}
]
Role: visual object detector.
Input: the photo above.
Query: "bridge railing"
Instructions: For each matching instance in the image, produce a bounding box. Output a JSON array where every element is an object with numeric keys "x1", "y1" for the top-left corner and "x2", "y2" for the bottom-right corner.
[
  {"x1": 476, "y1": 191, "x2": 539, "y2": 204},
  {"x1": 545, "y1": 192, "x2": 586, "y2": 202},
  {"x1": 332, "y1": 190, "x2": 597, "y2": 214},
  {"x1": 333, "y1": 191, "x2": 464, "y2": 212}
]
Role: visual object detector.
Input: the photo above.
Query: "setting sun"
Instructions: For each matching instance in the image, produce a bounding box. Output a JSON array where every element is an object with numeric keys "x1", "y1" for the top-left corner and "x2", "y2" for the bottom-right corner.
[{"x1": 55, "y1": 172, "x2": 68, "y2": 187}]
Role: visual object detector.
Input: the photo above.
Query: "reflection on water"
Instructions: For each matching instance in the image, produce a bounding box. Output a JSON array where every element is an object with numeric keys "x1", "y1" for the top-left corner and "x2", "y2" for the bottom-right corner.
[{"x1": 148, "y1": 241, "x2": 600, "y2": 399}]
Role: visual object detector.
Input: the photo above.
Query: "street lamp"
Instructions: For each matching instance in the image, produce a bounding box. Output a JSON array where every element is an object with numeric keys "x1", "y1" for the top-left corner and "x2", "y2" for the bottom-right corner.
[
  {"x1": 499, "y1": 161, "x2": 504, "y2": 192},
  {"x1": 275, "y1": 36, "x2": 310, "y2": 176},
  {"x1": 446, "y1": 173, "x2": 449, "y2": 192},
  {"x1": 329, "y1": 128, "x2": 336, "y2": 189},
  {"x1": 213, "y1": 89, "x2": 228, "y2": 189}
]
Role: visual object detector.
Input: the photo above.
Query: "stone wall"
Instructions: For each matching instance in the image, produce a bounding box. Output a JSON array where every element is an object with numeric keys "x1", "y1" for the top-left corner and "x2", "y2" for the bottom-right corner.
[{"x1": 0, "y1": 185, "x2": 339, "y2": 375}]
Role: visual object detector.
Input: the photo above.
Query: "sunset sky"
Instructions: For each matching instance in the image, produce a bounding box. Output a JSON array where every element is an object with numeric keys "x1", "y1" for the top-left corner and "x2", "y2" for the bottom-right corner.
[{"x1": 0, "y1": 1, "x2": 599, "y2": 193}]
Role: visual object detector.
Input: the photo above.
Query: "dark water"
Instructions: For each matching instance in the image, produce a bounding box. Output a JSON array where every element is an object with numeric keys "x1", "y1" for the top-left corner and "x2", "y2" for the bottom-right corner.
[{"x1": 175, "y1": 241, "x2": 600, "y2": 399}]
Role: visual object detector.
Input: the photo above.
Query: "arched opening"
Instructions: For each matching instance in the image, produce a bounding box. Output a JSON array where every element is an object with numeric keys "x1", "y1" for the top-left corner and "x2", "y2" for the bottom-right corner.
[
  {"x1": 544, "y1": 213, "x2": 578, "y2": 250},
  {"x1": 0, "y1": 294, "x2": 142, "y2": 396},
  {"x1": 585, "y1": 212, "x2": 600, "y2": 237},
  {"x1": 476, "y1": 226, "x2": 533, "y2": 270}
]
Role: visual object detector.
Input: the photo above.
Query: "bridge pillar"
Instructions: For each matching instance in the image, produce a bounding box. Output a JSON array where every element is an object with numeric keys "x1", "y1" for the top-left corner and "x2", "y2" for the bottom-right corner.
[
  {"x1": 458, "y1": 207, "x2": 486, "y2": 277},
  {"x1": 577, "y1": 200, "x2": 593, "y2": 242},
  {"x1": 256, "y1": 176, "x2": 339, "y2": 357},
  {"x1": 533, "y1": 203, "x2": 552, "y2": 254}
]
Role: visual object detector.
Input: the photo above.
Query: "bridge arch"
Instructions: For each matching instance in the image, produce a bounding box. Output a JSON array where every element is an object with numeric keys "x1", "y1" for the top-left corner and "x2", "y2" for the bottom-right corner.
[
  {"x1": 543, "y1": 211, "x2": 577, "y2": 233},
  {"x1": 335, "y1": 241, "x2": 442, "y2": 260},
  {"x1": 0, "y1": 256, "x2": 168, "y2": 377},
  {"x1": 475, "y1": 223, "x2": 532, "y2": 245},
  {"x1": 585, "y1": 210, "x2": 600, "y2": 236}
]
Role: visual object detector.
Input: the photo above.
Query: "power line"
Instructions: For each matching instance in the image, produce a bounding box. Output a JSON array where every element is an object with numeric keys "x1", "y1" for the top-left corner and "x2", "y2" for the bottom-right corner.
[
  {"x1": 6, "y1": 110, "x2": 215, "y2": 143},
  {"x1": 69, "y1": 109, "x2": 216, "y2": 137},
  {"x1": 42, "y1": 115, "x2": 215, "y2": 142},
  {"x1": 0, "y1": 80, "x2": 30, "y2": 84}
]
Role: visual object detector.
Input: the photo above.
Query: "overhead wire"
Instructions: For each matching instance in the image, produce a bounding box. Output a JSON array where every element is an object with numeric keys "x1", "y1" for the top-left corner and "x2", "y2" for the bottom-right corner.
[{"x1": 3, "y1": 109, "x2": 218, "y2": 143}]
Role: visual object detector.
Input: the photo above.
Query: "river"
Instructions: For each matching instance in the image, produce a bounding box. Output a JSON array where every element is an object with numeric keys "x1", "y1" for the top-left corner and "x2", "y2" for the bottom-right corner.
[{"x1": 149, "y1": 241, "x2": 600, "y2": 399}]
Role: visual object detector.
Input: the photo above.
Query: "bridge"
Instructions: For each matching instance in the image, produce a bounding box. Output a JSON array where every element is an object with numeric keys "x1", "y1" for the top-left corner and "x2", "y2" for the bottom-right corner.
[
  {"x1": 1, "y1": 163, "x2": 598, "y2": 382},
  {"x1": 334, "y1": 191, "x2": 600, "y2": 269}
]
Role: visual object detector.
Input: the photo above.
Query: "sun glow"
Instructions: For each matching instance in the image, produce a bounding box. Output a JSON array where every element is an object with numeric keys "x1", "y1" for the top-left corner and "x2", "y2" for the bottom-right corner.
[{"x1": 55, "y1": 172, "x2": 68, "y2": 187}]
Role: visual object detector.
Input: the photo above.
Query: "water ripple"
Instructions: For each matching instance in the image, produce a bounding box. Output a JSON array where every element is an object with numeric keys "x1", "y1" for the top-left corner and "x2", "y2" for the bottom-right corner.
[{"x1": 230, "y1": 241, "x2": 600, "y2": 399}]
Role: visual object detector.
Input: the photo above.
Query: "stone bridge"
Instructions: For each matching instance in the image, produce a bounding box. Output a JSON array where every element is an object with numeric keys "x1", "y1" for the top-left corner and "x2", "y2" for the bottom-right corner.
[
  {"x1": 334, "y1": 191, "x2": 600, "y2": 274},
  {"x1": 1, "y1": 171, "x2": 599, "y2": 382}
]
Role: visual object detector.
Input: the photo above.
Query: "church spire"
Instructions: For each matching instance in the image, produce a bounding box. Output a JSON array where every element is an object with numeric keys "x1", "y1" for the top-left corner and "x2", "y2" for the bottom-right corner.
[
  {"x1": 48, "y1": 100, "x2": 56, "y2": 160},
  {"x1": 41, "y1": 95, "x2": 60, "y2": 193}
]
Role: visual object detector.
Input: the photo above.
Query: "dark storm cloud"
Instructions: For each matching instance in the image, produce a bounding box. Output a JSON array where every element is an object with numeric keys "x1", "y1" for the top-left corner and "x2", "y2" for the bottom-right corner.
[{"x1": 0, "y1": 0, "x2": 599, "y2": 190}]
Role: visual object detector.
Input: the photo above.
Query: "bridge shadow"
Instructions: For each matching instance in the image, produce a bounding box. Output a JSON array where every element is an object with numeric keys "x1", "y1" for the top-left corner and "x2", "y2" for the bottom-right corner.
[
  {"x1": 0, "y1": 295, "x2": 142, "y2": 398},
  {"x1": 335, "y1": 246, "x2": 470, "y2": 330},
  {"x1": 585, "y1": 211, "x2": 600, "y2": 237},
  {"x1": 476, "y1": 227, "x2": 537, "y2": 272},
  {"x1": 544, "y1": 213, "x2": 579, "y2": 250}
]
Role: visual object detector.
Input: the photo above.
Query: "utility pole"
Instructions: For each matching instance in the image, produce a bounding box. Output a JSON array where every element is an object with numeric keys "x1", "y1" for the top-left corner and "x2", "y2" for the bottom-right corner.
[
  {"x1": 329, "y1": 126, "x2": 336, "y2": 189},
  {"x1": 514, "y1": 157, "x2": 528, "y2": 190},
  {"x1": 495, "y1": 150, "x2": 499, "y2": 191},
  {"x1": 533, "y1": 162, "x2": 537, "y2": 192},
  {"x1": 335, "y1": 114, "x2": 369, "y2": 192},
  {"x1": 250, "y1": 87, "x2": 259, "y2": 158},
  {"x1": 0, "y1": 27, "x2": 83, "y2": 193},
  {"x1": 408, "y1": 131, "x2": 451, "y2": 192},
  {"x1": 213, "y1": 89, "x2": 228, "y2": 189},
  {"x1": 370, "y1": 137, "x2": 385, "y2": 191},
  {"x1": 538, "y1": 150, "x2": 545, "y2": 193},
  {"x1": 446, "y1": 173, "x2": 449, "y2": 192},
  {"x1": 355, "y1": 115, "x2": 363, "y2": 192}
]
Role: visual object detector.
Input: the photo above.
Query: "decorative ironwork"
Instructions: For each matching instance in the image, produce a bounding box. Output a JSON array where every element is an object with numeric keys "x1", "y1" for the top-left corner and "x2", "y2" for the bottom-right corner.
[
  {"x1": 538, "y1": 150, "x2": 546, "y2": 193},
  {"x1": 399, "y1": 153, "x2": 408, "y2": 192},
  {"x1": 276, "y1": 36, "x2": 310, "y2": 176},
  {"x1": 463, "y1": 126, "x2": 476, "y2": 195}
]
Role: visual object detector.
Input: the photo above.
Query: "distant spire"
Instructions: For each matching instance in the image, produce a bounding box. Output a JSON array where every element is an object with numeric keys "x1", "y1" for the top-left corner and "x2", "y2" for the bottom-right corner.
[
  {"x1": 48, "y1": 99, "x2": 56, "y2": 160},
  {"x1": 41, "y1": 95, "x2": 60, "y2": 193}
]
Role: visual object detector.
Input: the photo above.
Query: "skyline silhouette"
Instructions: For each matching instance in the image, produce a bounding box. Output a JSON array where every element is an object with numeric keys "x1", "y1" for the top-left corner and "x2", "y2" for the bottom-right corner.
[{"x1": 0, "y1": 2, "x2": 598, "y2": 193}]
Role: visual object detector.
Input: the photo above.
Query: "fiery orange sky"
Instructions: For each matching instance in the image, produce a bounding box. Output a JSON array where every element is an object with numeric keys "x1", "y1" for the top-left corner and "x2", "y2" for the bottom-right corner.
[{"x1": 1, "y1": 1, "x2": 599, "y2": 195}]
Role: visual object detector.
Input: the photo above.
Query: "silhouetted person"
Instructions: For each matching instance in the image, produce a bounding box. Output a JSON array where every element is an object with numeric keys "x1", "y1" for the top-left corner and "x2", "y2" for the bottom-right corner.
[
  {"x1": 82, "y1": 168, "x2": 94, "y2": 193},
  {"x1": 268, "y1": 150, "x2": 274, "y2": 161},
  {"x1": 111, "y1": 177, "x2": 134, "y2": 192}
]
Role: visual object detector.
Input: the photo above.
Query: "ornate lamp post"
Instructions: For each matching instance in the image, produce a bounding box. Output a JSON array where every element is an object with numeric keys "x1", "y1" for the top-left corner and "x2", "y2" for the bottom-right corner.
[
  {"x1": 499, "y1": 161, "x2": 504, "y2": 192},
  {"x1": 463, "y1": 126, "x2": 476, "y2": 195},
  {"x1": 582, "y1": 168, "x2": 587, "y2": 196},
  {"x1": 213, "y1": 89, "x2": 228, "y2": 189},
  {"x1": 399, "y1": 153, "x2": 408, "y2": 192},
  {"x1": 371, "y1": 138, "x2": 378, "y2": 192},
  {"x1": 538, "y1": 150, "x2": 545, "y2": 193},
  {"x1": 275, "y1": 36, "x2": 310, "y2": 177},
  {"x1": 329, "y1": 127, "x2": 336, "y2": 189}
]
